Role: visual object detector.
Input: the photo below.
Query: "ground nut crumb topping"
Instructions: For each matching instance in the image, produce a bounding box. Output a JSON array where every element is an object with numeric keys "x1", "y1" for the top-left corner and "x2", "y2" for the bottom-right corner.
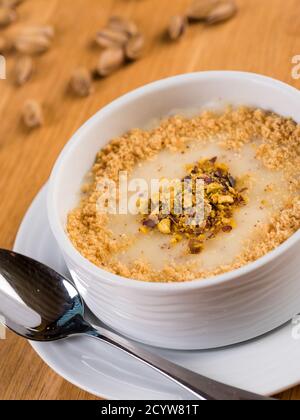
[{"x1": 67, "y1": 107, "x2": 300, "y2": 283}]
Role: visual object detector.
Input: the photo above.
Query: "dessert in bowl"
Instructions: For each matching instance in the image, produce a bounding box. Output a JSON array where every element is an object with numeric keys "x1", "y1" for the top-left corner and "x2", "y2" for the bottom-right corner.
[{"x1": 48, "y1": 72, "x2": 300, "y2": 349}]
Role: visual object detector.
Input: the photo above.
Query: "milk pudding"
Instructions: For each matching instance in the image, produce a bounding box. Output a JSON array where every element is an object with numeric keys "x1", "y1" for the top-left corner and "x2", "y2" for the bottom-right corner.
[{"x1": 67, "y1": 107, "x2": 300, "y2": 282}]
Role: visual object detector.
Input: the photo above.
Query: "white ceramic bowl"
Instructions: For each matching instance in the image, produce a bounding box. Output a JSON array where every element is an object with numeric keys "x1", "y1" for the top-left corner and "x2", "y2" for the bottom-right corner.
[{"x1": 48, "y1": 71, "x2": 300, "y2": 350}]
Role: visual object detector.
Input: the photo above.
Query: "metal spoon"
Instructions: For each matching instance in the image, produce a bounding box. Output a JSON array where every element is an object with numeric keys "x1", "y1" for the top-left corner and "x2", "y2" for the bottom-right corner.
[{"x1": 0, "y1": 249, "x2": 273, "y2": 400}]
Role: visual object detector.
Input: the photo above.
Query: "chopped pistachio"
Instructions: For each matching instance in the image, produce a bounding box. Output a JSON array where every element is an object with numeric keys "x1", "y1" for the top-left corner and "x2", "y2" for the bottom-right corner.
[
  {"x1": 143, "y1": 215, "x2": 159, "y2": 228},
  {"x1": 139, "y1": 226, "x2": 149, "y2": 234},
  {"x1": 188, "y1": 239, "x2": 203, "y2": 254},
  {"x1": 222, "y1": 225, "x2": 233, "y2": 232},
  {"x1": 138, "y1": 157, "x2": 246, "y2": 254},
  {"x1": 215, "y1": 162, "x2": 229, "y2": 172},
  {"x1": 170, "y1": 233, "x2": 183, "y2": 245},
  {"x1": 206, "y1": 182, "x2": 223, "y2": 193},
  {"x1": 218, "y1": 195, "x2": 234, "y2": 204},
  {"x1": 230, "y1": 219, "x2": 237, "y2": 228},
  {"x1": 157, "y1": 218, "x2": 171, "y2": 234}
]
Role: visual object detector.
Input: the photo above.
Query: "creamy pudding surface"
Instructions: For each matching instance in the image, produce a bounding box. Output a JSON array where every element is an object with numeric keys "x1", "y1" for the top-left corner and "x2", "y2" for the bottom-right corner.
[{"x1": 67, "y1": 107, "x2": 300, "y2": 282}]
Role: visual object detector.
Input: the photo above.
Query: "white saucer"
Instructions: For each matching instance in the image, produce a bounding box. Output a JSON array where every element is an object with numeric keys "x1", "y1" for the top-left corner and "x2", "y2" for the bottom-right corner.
[{"x1": 14, "y1": 185, "x2": 300, "y2": 399}]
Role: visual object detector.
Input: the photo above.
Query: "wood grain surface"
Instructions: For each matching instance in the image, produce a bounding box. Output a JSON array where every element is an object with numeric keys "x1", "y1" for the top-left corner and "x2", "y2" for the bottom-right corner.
[{"x1": 0, "y1": 0, "x2": 299, "y2": 400}]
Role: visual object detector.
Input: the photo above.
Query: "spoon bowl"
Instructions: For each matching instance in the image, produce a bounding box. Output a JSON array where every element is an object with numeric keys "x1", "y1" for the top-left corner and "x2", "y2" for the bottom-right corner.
[
  {"x1": 0, "y1": 249, "x2": 273, "y2": 400},
  {"x1": 0, "y1": 249, "x2": 88, "y2": 341}
]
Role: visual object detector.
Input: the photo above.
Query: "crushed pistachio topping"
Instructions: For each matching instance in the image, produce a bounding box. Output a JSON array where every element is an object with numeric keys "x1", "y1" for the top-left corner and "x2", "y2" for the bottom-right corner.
[{"x1": 140, "y1": 157, "x2": 247, "y2": 254}]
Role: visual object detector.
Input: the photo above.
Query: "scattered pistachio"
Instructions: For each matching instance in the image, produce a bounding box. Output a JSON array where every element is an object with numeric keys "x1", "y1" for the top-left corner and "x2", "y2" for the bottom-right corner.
[
  {"x1": 96, "y1": 47, "x2": 125, "y2": 77},
  {"x1": 20, "y1": 25, "x2": 55, "y2": 39},
  {"x1": 0, "y1": 0, "x2": 24, "y2": 7},
  {"x1": 14, "y1": 33, "x2": 50, "y2": 55},
  {"x1": 187, "y1": 0, "x2": 237, "y2": 24},
  {"x1": 168, "y1": 15, "x2": 187, "y2": 41},
  {"x1": 206, "y1": 0, "x2": 237, "y2": 25},
  {"x1": 15, "y1": 55, "x2": 33, "y2": 86},
  {"x1": 22, "y1": 99, "x2": 43, "y2": 128},
  {"x1": 70, "y1": 67, "x2": 93, "y2": 97},
  {"x1": 95, "y1": 16, "x2": 144, "y2": 71},
  {"x1": 95, "y1": 28, "x2": 129, "y2": 49},
  {"x1": 107, "y1": 16, "x2": 138, "y2": 37},
  {"x1": 0, "y1": 6, "x2": 17, "y2": 27},
  {"x1": 14, "y1": 25, "x2": 54, "y2": 55},
  {"x1": 125, "y1": 33, "x2": 144, "y2": 61},
  {"x1": 186, "y1": 0, "x2": 220, "y2": 22}
]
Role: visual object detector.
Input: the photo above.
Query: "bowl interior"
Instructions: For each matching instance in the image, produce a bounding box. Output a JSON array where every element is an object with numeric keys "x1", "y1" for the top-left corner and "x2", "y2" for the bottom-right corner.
[{"x1": 49, "y1": 72, "x2": 300, "y2": 249}]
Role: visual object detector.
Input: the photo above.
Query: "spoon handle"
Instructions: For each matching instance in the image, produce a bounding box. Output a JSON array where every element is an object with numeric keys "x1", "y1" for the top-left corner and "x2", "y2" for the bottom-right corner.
[{"x1": 84, "y1": 327, "x2": 274, "y2": 400}]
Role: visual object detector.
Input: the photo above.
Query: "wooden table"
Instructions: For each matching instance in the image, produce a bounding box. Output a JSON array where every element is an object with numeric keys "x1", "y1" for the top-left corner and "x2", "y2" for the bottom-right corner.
[{"x1": 0, "y1": 0, "x2": 299, "y2": 400}]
